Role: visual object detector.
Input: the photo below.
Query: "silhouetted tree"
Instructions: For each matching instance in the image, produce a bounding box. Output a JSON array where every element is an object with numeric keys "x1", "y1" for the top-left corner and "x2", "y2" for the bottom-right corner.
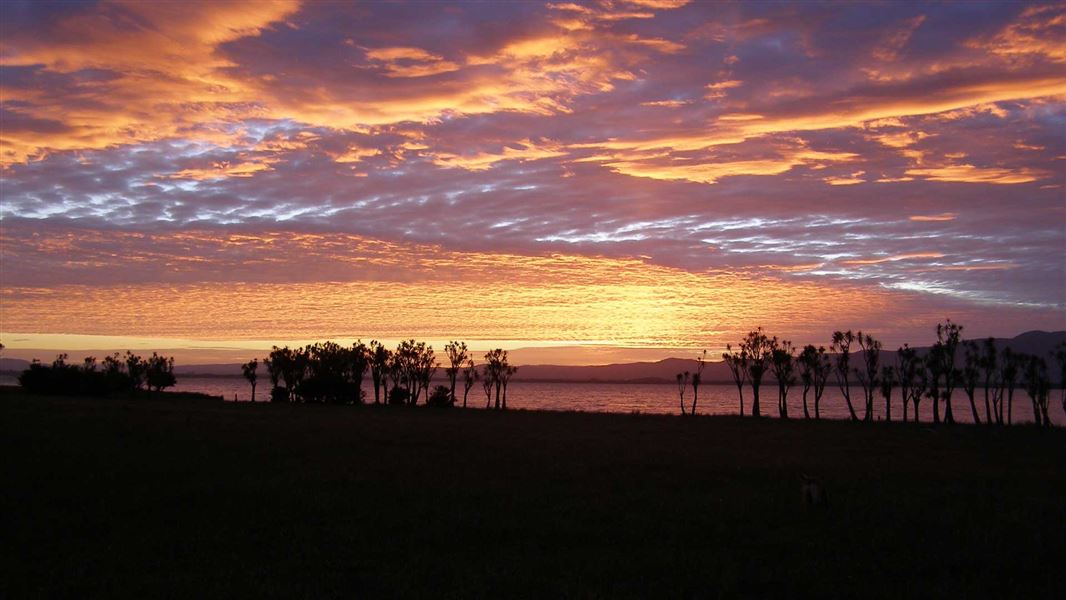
[
  {"x1": 125, "y1": 351, "x2": 146, "y2": 392},
  {"x1": 961, "y1": 341, "x2": 982, "y2": 425},
  {"x1": 932, "y1": 320, "x2": 963, "y2": 425},
  {"x1": 897, "y1": 345, "x2": 926, "y2": 423},
  {"x1": 722, "y1": 344, "x2": 748, "y2": 416},
  {"x1": 741, "y1": 328, "x2": 773, "y2": 418},
  {"x1": 978, "y1": 338, "x2": 999, "y2": 425},
  {"x1": 501, "y1": 365, "x2": 517, "y2": 409},
  {"x1": 831, "y1": 331, "x2": 860, "y2": 421},
  {"x1": 368, "y1": 341, "x2": 390, "y2": 405},
  {"x1": 879, "y1": 365, "x2": 895, "y2": 422},
  {"x1": 351, "y1": 341, "x2": 369, "y2": 405},
  {"x1": 242, "y1": 358, "x2": 259, "y2": 402},
  {"x1": 769, "y1": 338, "x2": 795, "y2": 419},
  {"x1": 461, "y1": 358, "x2": 478, "y2": 408},
  {"x1": 484, "y1": 349, "x2": 509, "y2": 409},
  {"x1": 1000, "y1": 348, "x2": 1021, "y2": 425},
  {"x1": 1053, "y1": 342, "x2": 1066, "y2": 418},
  {"x1": 445, "y1": 341, "x2": 470, "y2": 406},
  {"x1": 145, "y1": 353, "x2": 176, "y2": 395},
  {"x1": 675, "y1": 371, "x2": 689, "y2": 416},
  {"x1": 691, "y1": 350, "x2": 707, "y2": 415},
  {"x1": 798, "y1": 345, "x2": 831, "y2": 420},
  {"x1": 1022, "y1": 354, "x2": 1051, "y2": 427},
  {"x1": 855, "y1": 331, "x2": 882, "y2": 422},
  {"x1": 387, "y1": 351, "x2": 404, "y2": 405},
  {"x1": 481, "y1": 364, "x2": 495, "y2": 409}
]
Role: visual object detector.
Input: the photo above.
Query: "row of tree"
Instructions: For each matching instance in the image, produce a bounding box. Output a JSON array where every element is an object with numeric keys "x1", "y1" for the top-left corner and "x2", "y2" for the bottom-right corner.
[
  {"x1": 241, "y1": 341, "x2": 518, "y2": 409},
  {"x1": 677, "y1": 320, "x2": 1064, "y2": 427},
  {"x1": 17, "y1": 351, "x2": 177, "y2": 397}
]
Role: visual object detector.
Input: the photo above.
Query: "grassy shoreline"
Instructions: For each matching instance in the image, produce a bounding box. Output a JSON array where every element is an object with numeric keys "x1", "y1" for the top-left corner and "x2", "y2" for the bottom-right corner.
[{"x1": 3, "y1": 388, "x2": 1064, "y2": 597}]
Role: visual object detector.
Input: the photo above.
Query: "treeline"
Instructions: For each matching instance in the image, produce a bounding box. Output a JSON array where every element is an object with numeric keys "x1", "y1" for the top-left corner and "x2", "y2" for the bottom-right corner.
[
  {"x1": 242, "y1": 340, "x2": 517, "y2": 409},
  {"x1": 17, "y1": 352, "x2": 177, "y2": 397},
  {"x1": 686, "y1": 320, "x2": 1065, "y2": 427}
]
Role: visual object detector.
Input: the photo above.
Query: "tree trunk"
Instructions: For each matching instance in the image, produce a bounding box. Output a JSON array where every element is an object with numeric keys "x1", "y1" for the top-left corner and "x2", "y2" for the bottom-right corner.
[
  {"x1": 751, "y1": 384, "x2": 761, "y2": 418},
  {"x1": 885, "y1": 390, "x2": 891, "y2": 422},
  {"x1": 966, "y1": 392, "x2": 980, "y2": 425},
  {"x1": 932, "y1": 393, "x2": 940, "y2": 424},
  {"x1": 944, "y1": 394, "x2": 955, "y2": 424},
  {"x1": 495, "y1": 383, "x2": 501, "y2": 410},
  {"x1": 913, "y1": 398, "x2": 921, "y2": 423},
  {"x1": 1007, "y1": 388, "x2": 1013, "y2": 425},
  {"x1": 690, "y1": 386, "x2": 698, "y2": 415},
  {"x1": 251, "y1": 382, "x2": 256, "y2": 403},
  {"x1": 983, "y1": 386, "x2": 992, "y2": 425},
  {"x1": 736, "y1": 385, "x2": 744, "y2": 416},
  {"x1": 842, "y1": 390, "x2": 858, "y2": 421},
  {"x1": 463, "y1": 388, "x2": 469, "y2": 409},
  {"x1": 802, "y1": 388, "x2": 810, "y2": 419}
]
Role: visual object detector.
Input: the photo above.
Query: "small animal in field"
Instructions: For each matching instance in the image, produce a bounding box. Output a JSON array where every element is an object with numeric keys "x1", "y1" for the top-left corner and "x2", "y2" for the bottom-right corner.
[{"x1": 800, "y1": 474, "x2": 829, "y2": 509}]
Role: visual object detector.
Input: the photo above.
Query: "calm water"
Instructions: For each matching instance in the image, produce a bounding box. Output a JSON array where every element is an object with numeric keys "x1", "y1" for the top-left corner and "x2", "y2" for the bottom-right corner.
[
  {"x1": 167, "y1": 377, "x2": 1059, "y2": 425},
  {"x1": 3, "y1": 374, "x2": 1056, "y2": 425}
]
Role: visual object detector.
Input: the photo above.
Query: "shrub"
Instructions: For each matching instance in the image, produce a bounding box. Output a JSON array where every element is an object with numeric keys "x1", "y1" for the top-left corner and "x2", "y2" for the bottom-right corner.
[{"x1": 427, "y1": 385, "x2": 453, "y2": 408}]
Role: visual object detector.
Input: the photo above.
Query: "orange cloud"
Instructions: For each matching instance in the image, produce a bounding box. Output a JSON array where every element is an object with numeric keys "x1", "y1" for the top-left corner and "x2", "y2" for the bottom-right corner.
[
  {"x1": 905, "y1": 164, "x2": 1047, "y2": 184},
  {"x1": 909, "y1": 213, "x2": 957, "y2": 222}
]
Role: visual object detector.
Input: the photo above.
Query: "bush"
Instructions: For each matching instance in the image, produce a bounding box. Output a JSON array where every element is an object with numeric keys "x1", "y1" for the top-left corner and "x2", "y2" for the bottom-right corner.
[
  {"x1": 388, "y1": 386, "x2": 410, "y2": 405},
  {"x1": 427, "y1": 385, "x2": 453, "y2": 408},
  {"x1": 270, "y1": 386, "x2": 289, "y2": 403},
  {"x1": 17, "y1": 352, "x2": 166, "y2": 397}
]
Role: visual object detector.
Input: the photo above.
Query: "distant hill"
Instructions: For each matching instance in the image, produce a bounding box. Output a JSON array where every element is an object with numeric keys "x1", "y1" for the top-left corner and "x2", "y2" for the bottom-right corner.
[
  {"x1": 512, "y1": 330, "x2": 1066, "y2": 384},
  {"x1": 0, "y1": 358, "x2": 30, "y2": 374}
]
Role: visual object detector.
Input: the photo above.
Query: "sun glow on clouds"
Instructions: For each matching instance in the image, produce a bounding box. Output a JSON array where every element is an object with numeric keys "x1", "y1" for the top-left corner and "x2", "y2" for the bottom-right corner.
[{"x1": 1, "y1": 1, "x2": 1064, "y2": 358}]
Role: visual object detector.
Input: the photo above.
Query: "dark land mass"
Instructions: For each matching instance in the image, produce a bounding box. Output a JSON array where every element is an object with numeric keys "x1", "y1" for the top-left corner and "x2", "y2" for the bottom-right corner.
[
  {"x1": 3, "y1": 387, "x2": 1064, "y2": 597},
  {"x1": 6, "y1": 330, "x2": 1061, "y2": 384}
]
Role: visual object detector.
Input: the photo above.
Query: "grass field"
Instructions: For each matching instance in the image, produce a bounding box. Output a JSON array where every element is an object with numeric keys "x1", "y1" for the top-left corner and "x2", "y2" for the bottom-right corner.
[{"x1": 3, "y1": 387, "x2": 1064, "y2": 598}]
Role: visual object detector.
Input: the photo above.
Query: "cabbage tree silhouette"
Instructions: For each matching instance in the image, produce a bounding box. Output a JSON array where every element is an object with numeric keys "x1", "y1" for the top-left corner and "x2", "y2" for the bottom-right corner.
[
  {"x1": 999, "y1": 348, "x2": 1022, "y2": 425},
  {"x1": 351, "y1": 341, "x2": 369, "y2": 405},
  {"x1": 1022, "y1": 354, "x2": 1051, "y2": 427},
  {"x1": 1052, "y1": 342, "x2": 1066, "y2": 418},
  {"x1": 368, "y1": 341, "x2": 391, "y2": 405},
  {"x1": 675, "y1": 371, "x2": 689, "y2": 416},
  {"x1": 831, "y1": 331, "x2": 860, "y2": 421},
  {"x1": 722, "y1": 344, "x2": 748, "y2": 416},
  {"x1": 740, "y1": 328, "x2": 773, "y2": 418},
  {"x1": 798, "y1": 344, "x2": 830, "y2": 419},
  {"x1": 931, "y1": 320, "x2": 963, "y2": 425},
  {"x1": 978, "y1": 338, "x2": 999, "y2": 425},
  {"x1": 879, "y1": 365, "x2": 895, "y2": 421},
  {"x1": 691, "y1": 350, "x2": 707, "y2": 415},
  {"x1": 241, "y1": 358, "x2": 258, "y2": 402},
  {"x1": 961, "y1": 341, "x2": 982, "y2": 424},
  {"x1": 896, "y1": 345, "x2": 927, "y2": 423},
  {"x1": 461, "y1": 358, "x2": 478, "y2": 408},
  {"x1": 770, "y1": 338, "x2": 795, "y2": 419},
  {"x1": 445, "y1": 341, "x2": 470, "y2": 406},
  {"x1": 855, "y1": 332, "x2": 882, "y2": 422}
]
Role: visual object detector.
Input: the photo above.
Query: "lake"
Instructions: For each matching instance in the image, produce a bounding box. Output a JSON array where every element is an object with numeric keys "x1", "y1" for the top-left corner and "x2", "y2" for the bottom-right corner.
[
  {"x1": 2, "y1": 374, "x2": 1055, "y2": 424},
  {"x1": 168, "y1": 376, "x2": 1058, "y2": 425}
]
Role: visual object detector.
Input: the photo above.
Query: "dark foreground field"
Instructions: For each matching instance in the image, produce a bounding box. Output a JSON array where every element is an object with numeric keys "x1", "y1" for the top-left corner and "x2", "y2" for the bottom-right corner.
[{"x1": 3, "y1": 388, "x2": 1064, "y2": 598}]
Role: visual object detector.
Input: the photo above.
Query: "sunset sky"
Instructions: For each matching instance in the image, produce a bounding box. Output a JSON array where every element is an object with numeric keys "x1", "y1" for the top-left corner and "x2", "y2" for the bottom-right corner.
[{"x1": 1, "y1": 0, "x2": 1064, "y2": 365}]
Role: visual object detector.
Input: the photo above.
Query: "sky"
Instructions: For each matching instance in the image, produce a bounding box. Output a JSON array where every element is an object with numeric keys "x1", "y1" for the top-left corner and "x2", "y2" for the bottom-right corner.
[{"x1": 0, "y1": 0, "x2": 1064, "y2": 365}]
